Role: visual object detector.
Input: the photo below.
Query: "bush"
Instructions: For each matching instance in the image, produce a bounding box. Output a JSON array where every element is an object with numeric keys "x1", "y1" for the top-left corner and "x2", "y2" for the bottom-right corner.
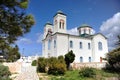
[
  {"x1": 47, "y1": 56, "x2": 66, "y2": 75},
  {"x1": 79, "y1": 67, "x2": 96, "y2": 78},
  {"x1": 105, "y1": 47, "x2": 120, "y2": 72},
  {"x1": 65, "y1": 50, "x2": 75, "y2": 70},
  {"x1": 0, "y1": 64, "x2": 11, "y2": 80},
  {"x1": 31, "y1": 60, "x2": 37, "y2": 66},
  {"x1": 37, "y1": 57, "x2": 47, "y2": 73},
  {"x1": 37, "y1": 56, "x2": 66, "y2": 75}
]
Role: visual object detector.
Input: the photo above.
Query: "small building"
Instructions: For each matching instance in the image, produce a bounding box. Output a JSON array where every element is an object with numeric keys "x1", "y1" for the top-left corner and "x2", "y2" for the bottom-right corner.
[{"x1": 42, "y1": 11, "x2": 108, "y2": 63}]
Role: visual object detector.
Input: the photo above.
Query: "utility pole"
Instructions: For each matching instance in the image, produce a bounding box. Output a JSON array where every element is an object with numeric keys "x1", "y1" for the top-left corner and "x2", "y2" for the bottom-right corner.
[{"x1": 22, "y1": 48, "x2": 24, "y2": 59}]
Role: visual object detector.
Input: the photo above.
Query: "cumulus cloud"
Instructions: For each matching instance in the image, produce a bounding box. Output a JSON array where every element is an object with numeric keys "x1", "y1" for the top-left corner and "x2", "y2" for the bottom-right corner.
[
  {"x1": 36, "y1": 33, "x2": 43, "y2": 43},
  {"x1": 16, "y1": 38, "x2": 32, "y2": 44},
  {"x1": 100, "y1": 12, "x2": 120, "y2": 51},
  {"x1": 67, "y1": 27, "x2": 78, "y2": 35}
]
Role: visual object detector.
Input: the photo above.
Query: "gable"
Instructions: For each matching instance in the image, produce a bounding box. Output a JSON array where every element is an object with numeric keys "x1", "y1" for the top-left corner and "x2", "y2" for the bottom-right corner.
[{"x1": 92, "y1": 33, "x2": 107, "y2": 40}]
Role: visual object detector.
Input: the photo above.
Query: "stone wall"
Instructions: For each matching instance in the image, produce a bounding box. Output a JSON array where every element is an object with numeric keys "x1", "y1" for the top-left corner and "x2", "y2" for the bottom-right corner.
[
  {"x1": 3, "y1": 62, "x2": 22, "y2": 73},
  {"x1": 71, "y1": 62, "x2": 106, "y2": 70}
]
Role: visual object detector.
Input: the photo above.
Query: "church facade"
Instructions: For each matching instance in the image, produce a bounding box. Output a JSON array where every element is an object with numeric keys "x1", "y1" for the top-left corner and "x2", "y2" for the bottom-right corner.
[{"x1": 42, "y1": 11, "x2": 108, "y2": 63}]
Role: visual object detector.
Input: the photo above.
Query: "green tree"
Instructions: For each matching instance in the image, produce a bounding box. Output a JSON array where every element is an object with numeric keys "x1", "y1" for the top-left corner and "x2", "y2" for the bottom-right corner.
[
  {"x1": 0, "y1": 0, "x2": 35, "y2": 61},
  {"x1": 106, "y1": 47, "x2": 120, "y2": 72},
  {"x1": 117, "y1": 35, "x2": 120, "y2": 46},
  {"x1": 31, "y1": 60, "x2": 37, "y2": 66},
  {"x1": 65, "y1": 50, "x2": 75, "y2": 70},
  {"x1": 6, "y1": 45, "x2": 20, "y2": 62},
  {"x1": 37, "y1": 57, "x2": 47, "y2": 73},
  {"x1": 0, "y1": 64, "x2": 11, "y2": 80}
]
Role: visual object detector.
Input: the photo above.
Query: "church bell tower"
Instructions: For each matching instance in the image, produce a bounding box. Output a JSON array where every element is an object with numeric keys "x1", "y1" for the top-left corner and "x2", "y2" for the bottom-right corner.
[{"x1": 53, "y1": 11, "x2": 67, "y2": 33}]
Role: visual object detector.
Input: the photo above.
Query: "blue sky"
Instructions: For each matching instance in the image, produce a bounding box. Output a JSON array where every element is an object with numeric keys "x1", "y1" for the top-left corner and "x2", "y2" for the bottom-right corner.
[{"x1": 16, "y1": 0, "x2": 120, "y2": 56}]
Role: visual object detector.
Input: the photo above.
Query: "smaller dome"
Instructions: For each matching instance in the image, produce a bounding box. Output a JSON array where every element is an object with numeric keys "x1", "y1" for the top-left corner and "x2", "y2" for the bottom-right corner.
[
  {"x1": 77, "y1": 24, "x2": 93, "y2": 36},
  {"x1": 44, "y1": 21, "x2": 52, "y2": 26},
  {"x1": 57, "y1": 10, "x2": 63, "y2": 14},
  {"x1": 54, "y1": 10, "x2": 66, "y2": 17},
  {"x1": 78, "y1": 24, "x2": 92, "y2": 29}
]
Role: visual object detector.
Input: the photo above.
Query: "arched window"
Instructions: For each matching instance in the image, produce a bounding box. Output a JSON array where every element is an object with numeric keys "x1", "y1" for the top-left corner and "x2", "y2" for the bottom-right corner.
[
  {"x1": 98, "y1": 42, "x2": 102, "y2": 50},
  {"x1": 48, "y1": 53, "x2": 50, "y2": 57},
  {"x1": 54, "y1": 40, "x2": 56, "y2": 48},
  {"x1": 84, "y1": 29, "x2": 86, "y2": 34},
  {"x1": 43, "y1": 43, "x2": 45, "y2": 50},
  {"x1": 59, "y1": 22, "x2": 62, "y2": 29},
  {"x1": 48, "y1": 39, "x2": 51, "y2": 50},
  {"x1": 79, "y1": 30, "x2": 81, "y2": 35},
  {"x1": 62, "y1": 22, "x2": 64, "y2": 29},
  {"x1": 70, "y1": 41, "x2": 73, "y2": 48},
  {"x1": 89, "y1": 57, "x2": 91, "y2": 62},
  {"x1": 89, "y1": 29, "x2": 91, "y2": 34},
  {"x1": 59, "y1": 19, "x2": 64, "y2": 29},
  {"x1": 80, "y1": 42, "x2": 82, "y2": 49},
  {"x1": 88, "y1": 43, "x2": 91, "y2": 49},
  {"x1": 80, "y1": 57, "x2": 83, "y2": 62}
]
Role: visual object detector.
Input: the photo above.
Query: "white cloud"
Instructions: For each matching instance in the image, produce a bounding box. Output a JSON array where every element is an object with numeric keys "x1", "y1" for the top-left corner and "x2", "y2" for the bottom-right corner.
[
  {"x1": 16, "y1": 38, "x2": 32, "y2": 44},
  {"x1": 36, "y1": 33, "x2": 43, "y2": 43},
  {"x1": 100, "y1": 12, "x2": 120, "y2": 51},
  {"x1": 67, "y1": 27, "x2": 78, "y2": 35}
]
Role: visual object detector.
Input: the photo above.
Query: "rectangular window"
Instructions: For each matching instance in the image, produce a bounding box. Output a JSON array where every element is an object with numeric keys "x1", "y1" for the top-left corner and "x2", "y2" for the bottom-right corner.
[
  {"x1": 80, "y1": 42, "x2": 82, "y2": 49},
  {"x1": 48, "y1": 39, "x2": 51, "y2": 50},
  {"x1": 88, "y1": 43, "x2": 91, "y2": 49},
  {"x1": 70, "y1": 41, "x2": 73, "y2": 48},
  {"x1": 80, "y1": 57, "x2": 83, "y2": 62},
  {"x1": 98, "y1": 42, "x2": 102, "y2": 50},
  {"x1": 89, "y1": 57, "x2": 91, "y2": 62},
  {"x1": 54, "y1": 40, "x2": 56, "y2": 48}
]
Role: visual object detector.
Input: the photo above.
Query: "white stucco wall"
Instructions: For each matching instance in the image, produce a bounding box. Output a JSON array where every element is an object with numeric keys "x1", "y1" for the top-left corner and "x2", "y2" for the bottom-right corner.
[
  {"x1": 68, "y1": 36, "x2": 92, "y2": 63},
  {"x1": 56, "y1": 34, "x2": 68, "y2": 57},
  {"x1": 92, "y1": 34, "x2": 108, "y2": 62}
]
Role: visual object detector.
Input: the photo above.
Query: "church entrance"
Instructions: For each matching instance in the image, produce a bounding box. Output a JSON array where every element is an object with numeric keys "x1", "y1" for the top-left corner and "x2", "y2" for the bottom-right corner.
[{"x1": 100, "y1": 57, "x2": 102, "y2": 62}]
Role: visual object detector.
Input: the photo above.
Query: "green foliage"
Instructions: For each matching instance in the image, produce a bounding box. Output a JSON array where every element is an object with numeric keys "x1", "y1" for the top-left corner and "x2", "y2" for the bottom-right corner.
[
  {"x1": 20, "y1": 0, "x2": 28, "y2": 8},
  {"x1": 0, "y1": 0, "x2": 35, "y2": 44},
  {"x1": 117, "y1": 35, "x2": 120, "y2": 46},
  {"x1": 39, "y1": 69, "x2": 120, "y2": 80},
  {"x1": 48, "y1": 56, "x2": 66, "y2": 75},
  {"x1": 37, "y1": 56, "x2": 66, "y2": 76},
  {"x1": 31, "y1": 60, "x2": 37, "y2": 66},
  {"x1": 0, "y1": 64, "x2": 11, "y2": 80},
  {"x1": 79, "y1": 67, "x2": 96, "y2": 78},
  {"x1": 105, "y1": 47, "x2": 120, "y2": 72},
  {"x1": 6, "y1": 45, "x2": 20, "y2": 62},
  {"x1": 64, "y1": 50, "x2": 75, "y2": 70},
  {"x1": 37, "y1": 57, "x2": 47, "y2": 73},
  {"x1": 0, "y1": 0, "x2": 35, "y2": 60}
]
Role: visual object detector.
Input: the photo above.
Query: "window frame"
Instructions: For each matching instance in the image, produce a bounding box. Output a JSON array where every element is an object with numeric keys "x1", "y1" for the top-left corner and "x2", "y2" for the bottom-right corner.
[
  {"x1": 80, "y1": 42, "x2": 82, "y2": 49},
  {"x1": 70, "y1": 40, "x2": 73, "y2": 48},
  {"x1": 80, "y1": 56, "x2": 83, "y2": 62},
  {"x1": 54, "y1": 40, "x2": 56, "y2": 48},
  {"x1": 88, "y1": 43, "x2": 91, "y2": 49},
  {"x1": 98, "y1": 42, "x2": 102, "y2": 50},
  {"x1": 89, "y1": 57, "x2": 91, "y2": 62}
]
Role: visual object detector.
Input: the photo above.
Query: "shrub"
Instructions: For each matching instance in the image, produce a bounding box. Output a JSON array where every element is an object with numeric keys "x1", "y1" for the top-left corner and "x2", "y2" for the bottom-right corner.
[
  {"x1": 48, "y1": 56, "x2": 66, "y2": 75},
  {"x1": 31, "y1": 60, "x2": 37, "y2": 66},
  {"x1": 37, "y1": 56, "x2": 66, "y2": 75},
  {"x1": 65, "y1": 50, "x2": 75, "y2": 70},
  {"x1": 37, "y1": 57, "x2": 47, "y2": 73},
  {"x1": 79, "y1": 67, "x2": 96, "y2": 78},
  {"x1": 0, "y1": 64, "x2": 11, "y2": 80},
  {"x1": 105, "y1": 47, "x2": 120, "y2": 72}
]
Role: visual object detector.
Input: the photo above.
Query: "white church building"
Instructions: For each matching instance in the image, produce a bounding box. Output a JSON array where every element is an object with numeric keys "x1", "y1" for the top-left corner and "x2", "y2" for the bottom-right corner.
[{"x1": 42, "y1": 11, "x2": 108, "y2": 63}]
